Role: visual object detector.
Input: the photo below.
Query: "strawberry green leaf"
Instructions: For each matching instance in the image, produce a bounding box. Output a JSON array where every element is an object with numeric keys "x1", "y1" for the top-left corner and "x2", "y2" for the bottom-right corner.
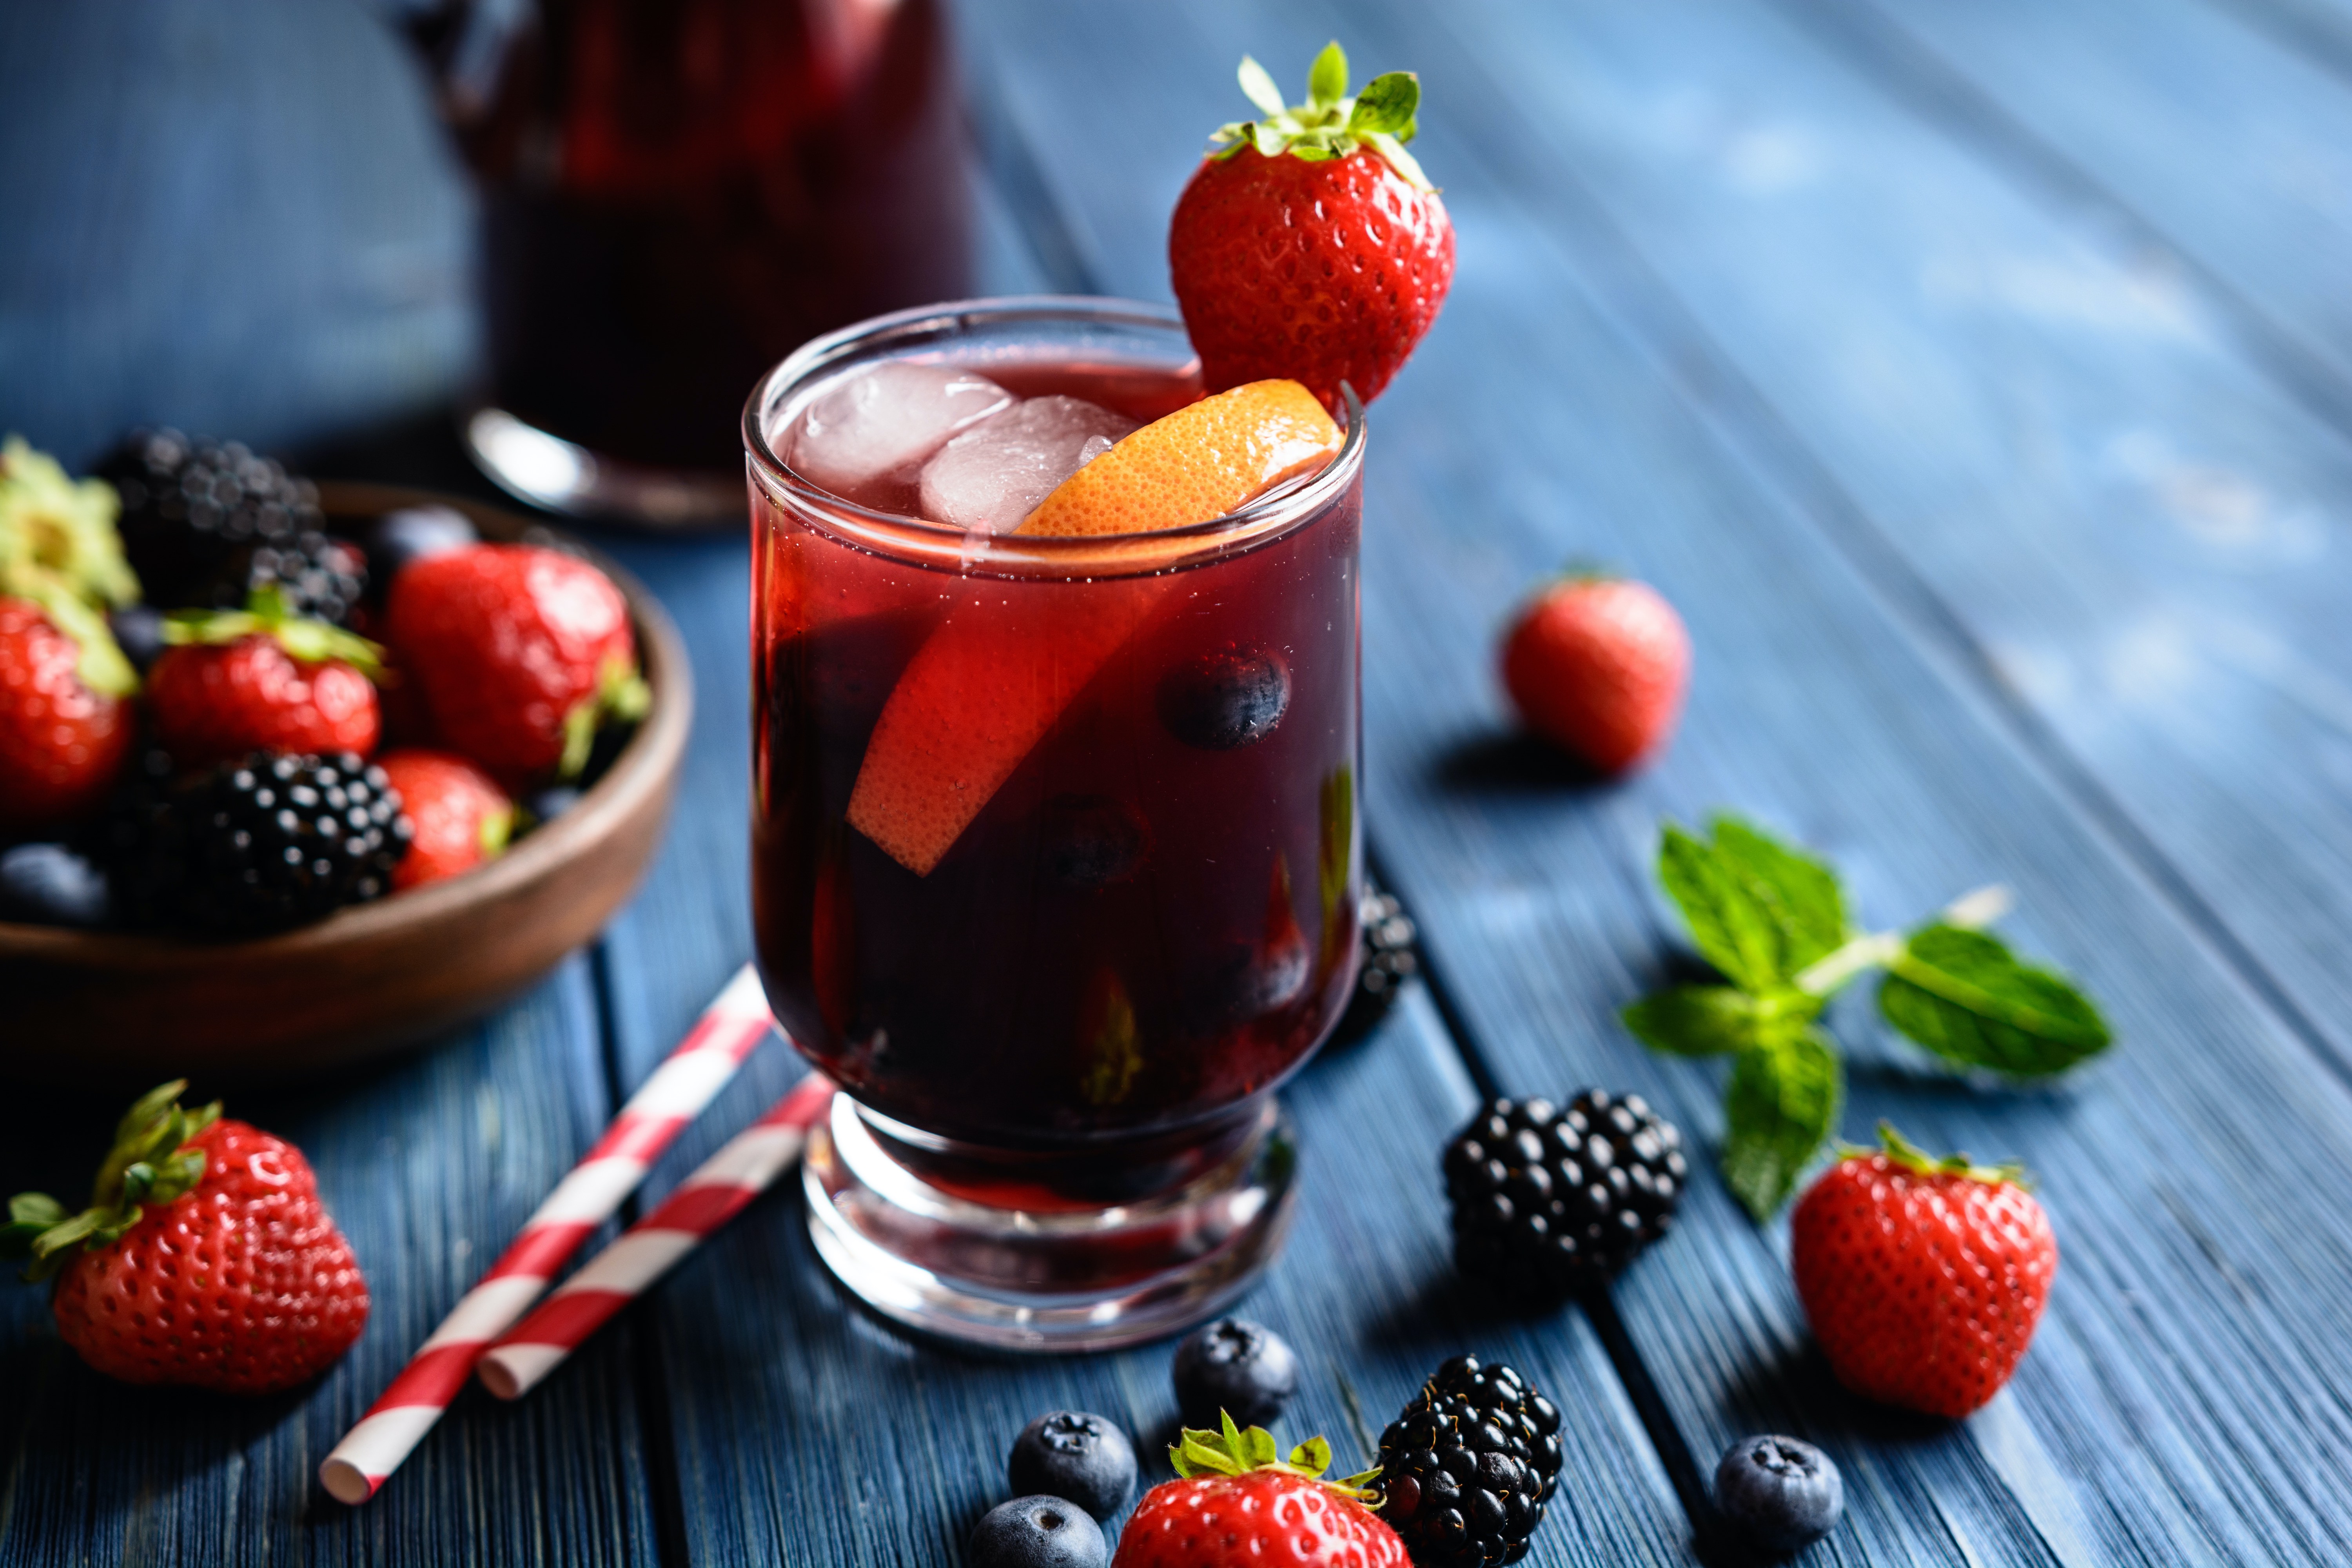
[
  {"x1": 1290, "y1": 1436, "x2": 1333, "y2": 1473},
  {"x1": 1237, "y1": 56, "x2": 1287, "y2": 119},
  {"x1": 1307, "y1": 40, "x2": 1349, "y2": 109},
  {"x1": 1624, "y1": 984, "x2": 1820, "y2": 1058},
  {"x1": 1879, "y1": 924, "x2": 2112, "y2": 1076},
  {"x1": 1722, "y1": 1028, "x2": 1843, "y2": 1221},
  {"x1": 1348, "y1": 72, "x2": 1420, "y2": 140}
]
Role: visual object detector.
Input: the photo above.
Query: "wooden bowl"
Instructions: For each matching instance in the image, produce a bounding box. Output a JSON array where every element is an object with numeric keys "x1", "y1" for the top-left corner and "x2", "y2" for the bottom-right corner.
[{"x1": 0, "y1": 484, "x2": 693, "y2": 1085}]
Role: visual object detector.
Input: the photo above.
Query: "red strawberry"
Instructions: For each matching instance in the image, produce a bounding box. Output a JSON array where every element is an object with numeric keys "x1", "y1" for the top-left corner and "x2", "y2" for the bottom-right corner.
[
  {"x1": 148, "y1": 589, "x2": 383, "y2": 766},
  {"x1": 1501, "y1": 575, "x2": 1690, "y2": 773},
  {"x1": 2, "y1": 1080, "x2": 369, "y2": 1394},
  {"x1": 1114, "y1": 1417, "x2": 1405, "y2": 1568},
  {"x1": 1790, "y1": 1124, "x2": 2058, "y2": 1419},
  {"x1": 1170, "y1": 44, "x2": 1454, "y2": 411},
  {"x1": 385, "y1": 544, "x2": 646, "y2": 786},
  {"x1": 0, "y1": 591, "x2": 136, "y2": 830},
  {"x1": 378, "y1": 748, "x2": 514, "y2": 891}
]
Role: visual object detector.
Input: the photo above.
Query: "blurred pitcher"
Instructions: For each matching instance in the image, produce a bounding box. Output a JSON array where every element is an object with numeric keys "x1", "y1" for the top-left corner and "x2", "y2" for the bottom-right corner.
[{"x1": 407, "y1": 0, "x2": 973, "y2": 521}]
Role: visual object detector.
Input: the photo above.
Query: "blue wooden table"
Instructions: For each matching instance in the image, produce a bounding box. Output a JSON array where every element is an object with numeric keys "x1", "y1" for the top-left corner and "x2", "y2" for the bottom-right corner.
[{"x1": 9, "y1": 0, "x2": 2352, "y2": 1562}]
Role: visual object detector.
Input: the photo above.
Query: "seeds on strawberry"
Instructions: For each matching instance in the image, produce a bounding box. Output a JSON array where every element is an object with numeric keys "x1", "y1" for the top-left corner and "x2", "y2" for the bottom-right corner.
[
  {"x1": 1169, "y1": 44, "x2": 1454, "y2": 411},
  {"x1": 386, "y1": 544, "x2": 646, "y2": 786},
  {"x1": 0, "y1": 1080, "x2": 369, "y2": 1394},
  {"x1": 1789, "y1": 1123, "x2": 2057, "y2": 1419},
  {"x1": 1113, "y1": 1417, "x2": 1403, "y2": 1568},
  {"x1": 0, "y1": 593, "x2": 136, "y2": 831},
  {"x1": 1501, "y1": 575, "x2": 1690, "y2": 773}
]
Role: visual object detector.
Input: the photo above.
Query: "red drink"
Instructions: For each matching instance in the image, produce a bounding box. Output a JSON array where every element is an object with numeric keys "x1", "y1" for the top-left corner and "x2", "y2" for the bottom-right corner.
[
  {"x1": 415, "y1": 0, "x2": 972, "y2": 514},
  {"x1": 744, "y1": 301, "x2": 1365, "y2": 1347}
]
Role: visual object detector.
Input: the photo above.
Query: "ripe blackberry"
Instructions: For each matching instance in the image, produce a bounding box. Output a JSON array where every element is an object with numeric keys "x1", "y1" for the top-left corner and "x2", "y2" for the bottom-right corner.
[
  {"x1": 1377, "y1": 1356, "x2": 1562, "y2": 1567},
  {"x1": 103, "y1": 751, "x2": 410, "y2": 934},
  {"x1": 98, "y1": 430, "x2": 360, "y2": 619},
  {"x1": 1444, "y1": 1091, "x2": 1685, "y2": 1298},
  {"x1": 1329, "y1": 882, "x2": 1419, "y2": 1046}
]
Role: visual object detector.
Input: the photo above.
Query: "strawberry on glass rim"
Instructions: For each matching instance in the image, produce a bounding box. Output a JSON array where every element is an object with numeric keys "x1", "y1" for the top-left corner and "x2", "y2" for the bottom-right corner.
[{"x1": 1171, "y1": 42, "x2": 1455, "y2": 412}]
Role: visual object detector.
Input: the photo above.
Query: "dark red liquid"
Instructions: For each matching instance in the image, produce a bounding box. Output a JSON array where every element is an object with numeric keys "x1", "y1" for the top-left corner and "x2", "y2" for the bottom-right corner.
[
  {"x1": 420, "y1": 0, "x2": 973, "y2": 471},
  {"x1": 750, "y1": 363, "x2": 1362, "y2": 1202}
]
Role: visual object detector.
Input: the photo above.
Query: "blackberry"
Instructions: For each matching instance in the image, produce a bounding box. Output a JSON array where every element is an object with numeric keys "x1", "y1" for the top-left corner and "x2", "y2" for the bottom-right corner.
[
  {"x1": 1444, "y1": 1091, "x2": 1685, "y2": 1298},
  {"x1": 99, "y1": 429, "x2": 363, "y2": 620},
  {"x1": 1377, "y1": 1356, "x2": 1563, "y2": 1567},
  {"x1": 1329, "y1": 882, "x2": 1419, "y2": 1046},
  {"x1": 102, "y1": 751, "x2": 411, "y2": 935}
]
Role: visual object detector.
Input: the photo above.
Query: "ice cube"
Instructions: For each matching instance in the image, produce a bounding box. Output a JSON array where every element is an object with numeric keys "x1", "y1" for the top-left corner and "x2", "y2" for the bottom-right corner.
[
  {"x1": 788, "y1": 363, "x2": 1013, "y2": 496},
  {"x1": 918, "y1": 396, "x2": 1140, "y2": 534}
]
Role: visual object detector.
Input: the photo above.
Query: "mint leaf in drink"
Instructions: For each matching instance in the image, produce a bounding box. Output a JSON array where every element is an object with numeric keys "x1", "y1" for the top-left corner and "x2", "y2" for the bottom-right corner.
[
  {"x1": 1659, "y1": 823, "x2": 1784, "y2": 992},
  {"x1": 1622, "y1": 985, "x2": 1820, "y2": 1058},
  {"x1": 1711, "y1": 816, "x2": 1847, "y2": 976},
  {"x1": 1722, "y1": 1028, "x2": 1844, "y2": 1221},
  {"x1": 1879, "y1": 924, "x2": 2112, "y2": 1076}
]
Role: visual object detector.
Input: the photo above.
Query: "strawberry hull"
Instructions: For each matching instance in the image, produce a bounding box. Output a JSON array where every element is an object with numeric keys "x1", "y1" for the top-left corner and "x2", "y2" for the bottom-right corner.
[{"x1": 750, "y1": 352, "x2": 1364, "y2": 1201}]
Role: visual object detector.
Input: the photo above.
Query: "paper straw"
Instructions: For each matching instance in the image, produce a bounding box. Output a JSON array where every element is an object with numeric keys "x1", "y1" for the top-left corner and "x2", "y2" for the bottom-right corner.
[
  {"x1": 476, "y1": 1074, "x2": 833, "y2": 1401},
  {"x1": 319, "y1": 964, "x2": 779, "y2": 1505}
]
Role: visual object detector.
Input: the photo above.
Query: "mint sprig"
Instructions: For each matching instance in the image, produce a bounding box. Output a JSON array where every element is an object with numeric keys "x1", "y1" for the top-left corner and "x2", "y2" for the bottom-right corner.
[
  {"x1": 1626, "y1": 816, "x2": 2113, "y2": 1218},
  {"x1": 1209, "y1": 42, "x2": 1431, "y2": 191}
]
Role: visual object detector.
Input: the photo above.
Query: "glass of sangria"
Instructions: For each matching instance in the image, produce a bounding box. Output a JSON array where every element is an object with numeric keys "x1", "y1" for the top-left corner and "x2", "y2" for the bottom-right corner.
[{"x1": 744, "y1": 298, "x2": 1365, "y2": 1348}]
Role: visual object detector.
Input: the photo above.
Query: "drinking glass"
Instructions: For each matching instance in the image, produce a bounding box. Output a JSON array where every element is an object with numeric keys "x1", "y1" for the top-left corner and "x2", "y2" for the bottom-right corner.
[{"x1": 745, "y1": 298, "x2": 1364, "y2": 1348}]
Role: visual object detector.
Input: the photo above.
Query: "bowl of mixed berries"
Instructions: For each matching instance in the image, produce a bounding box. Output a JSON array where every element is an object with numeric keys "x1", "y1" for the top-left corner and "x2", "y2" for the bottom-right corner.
[{"x1": 0, "y1": 432, "x2": 689, "y2": 1081}]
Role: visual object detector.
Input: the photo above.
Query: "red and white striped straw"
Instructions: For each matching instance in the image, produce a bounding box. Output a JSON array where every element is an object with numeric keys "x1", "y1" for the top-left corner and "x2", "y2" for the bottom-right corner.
[
  {"x1": 319, "y1": 964, "x2": 779, "y2": 1505},
  {"x1": 476, "y1": 1073, "x2": 833, "y2": 1401}
]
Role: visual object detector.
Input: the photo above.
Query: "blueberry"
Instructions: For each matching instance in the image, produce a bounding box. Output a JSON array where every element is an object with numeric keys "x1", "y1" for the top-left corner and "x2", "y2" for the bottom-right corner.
[
  {"x1": 1715, "y1": 1435, "x2": 1842, "y2": 1556},
  {"x1": 527, "y1": 786, "x2": 584, "y2": 827},
  {"x1": 1172, "y1": 1316, "x2": 1299, "y2": 1429},
  {"x1": 1007, "y1": 1410, "x2": 1136, "y2": 1521},
  {"x1": 1041, "y1": 795, "x2": 1148, "y2": 888},
  {"x1": 108, "y1": 605, "x2": 168, "y2": 671},
  {"x1": 368, "y1": 505, "x2": 476, "y2": 584},
  {"x1": 968, "y1": 1495, "x2": 1106, "y2": 1568},
  {"x1": 0, "y1": 843, "x2": 111, "y2": 927},
  {"x1": 1157, "y1": 646, "x2": 1289, "y2": 750}
]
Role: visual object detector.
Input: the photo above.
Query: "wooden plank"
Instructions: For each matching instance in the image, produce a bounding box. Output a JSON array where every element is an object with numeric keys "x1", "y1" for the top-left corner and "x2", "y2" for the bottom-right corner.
[
  {"x1": 955, "y1": 0, "x2": 2352, "y2": 1562},
  {"x1": 0, "y1": 964, "x2": 660, "y2": 1568},
  {"x1": 589, "y1": 546, "x2": 1693, "y2": 1565}
]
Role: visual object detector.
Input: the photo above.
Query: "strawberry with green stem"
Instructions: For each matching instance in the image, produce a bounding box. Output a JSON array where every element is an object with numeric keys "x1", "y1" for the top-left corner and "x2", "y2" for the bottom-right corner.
[
  {"x1": 149, "y1": 585, "x2": 385, "y2": 766},
  {"x1": 1114, "y1": 1414, "x2": 1404, "y2": 1568}
]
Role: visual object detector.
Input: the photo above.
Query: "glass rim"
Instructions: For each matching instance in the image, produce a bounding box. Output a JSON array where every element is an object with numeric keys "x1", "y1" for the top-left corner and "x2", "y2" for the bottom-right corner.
[{"x1": 740, "y1": 295, "x2": 1366, "y2": 574}]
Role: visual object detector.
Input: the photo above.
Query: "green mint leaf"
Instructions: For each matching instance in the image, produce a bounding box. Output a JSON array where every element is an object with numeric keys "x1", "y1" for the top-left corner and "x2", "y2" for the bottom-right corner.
[
  {"x1": 1722, "y1": 1029, "x2": 1844, "y2": 1221},
  {"x1": 1710, "y1": 816, "x2": 1848, "y2": 976},
  {"x1": 1658, "y1": 823, "x2": 1783, "y2": 992},
  {"x1": 1348, "y1": 72, "x2": 1420, "y2": 137},
  {"x1": 1307, "y1": 41, "x2": 1349, "y2": 109},
  {"x1": 1237, "y1": 56, "x2": 1288, "y2": 119},
  {"x1": 1879, "y1": 924, "x2": 2112, "y2": 1077},
  {"x1": 1623, "y1": 985, "x2": 1820, "y2": 1058}
]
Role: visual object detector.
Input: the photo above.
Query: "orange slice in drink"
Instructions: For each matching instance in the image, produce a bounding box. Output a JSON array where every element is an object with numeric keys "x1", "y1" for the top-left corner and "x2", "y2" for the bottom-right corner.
[
  {"x1": 1017, "y1": 379, "x2": 1342, "y2": 537},
  {"x1": 845, "y1": 379, "x2": 1342, "y2": 875}
]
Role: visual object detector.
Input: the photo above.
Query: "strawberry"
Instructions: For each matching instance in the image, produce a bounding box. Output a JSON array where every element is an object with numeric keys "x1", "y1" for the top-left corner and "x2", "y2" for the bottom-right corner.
[
  {"x1": 1169, "y1": 44, "x2": 1454, "y2": 412},
  {"x1": 1500, "y1": 575, "x2": 1690, "y2": 773},
  {"x1": 1789, "y1": 1124, "x2": 2058, "y2": 1419},
  {"x1": 377, "y1": 748, "x2": 514, "y2": 891},
  {"x1": 1113, "y1": 1416, "x2": 1406, "y2": 1568},
  {"x1": 1, "y1": 1080, "x2": 368, "y2": 1394},
  {"x1": 148, "y1": 588, "x2": 383, "y2": 766},
  {"x1": 385, "y1": 544, "x2": 647, "y2": 786},
  {"x1": 0, "y1": 590, "x2": 137, "y2": 831}
]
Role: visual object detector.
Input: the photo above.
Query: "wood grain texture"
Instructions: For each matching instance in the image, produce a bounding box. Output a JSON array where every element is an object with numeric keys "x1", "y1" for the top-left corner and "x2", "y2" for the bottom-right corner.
[
  {"x1": 957, "y1": 0, "x2": 2352, "y2": 1562},
  {"x1": 0, "y1": 965, "x2": 659, "y2": 1568}
]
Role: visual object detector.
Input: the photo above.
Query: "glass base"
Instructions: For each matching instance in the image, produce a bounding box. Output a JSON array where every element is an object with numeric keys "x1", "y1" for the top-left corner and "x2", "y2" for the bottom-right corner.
[
  {"x1": 803, "y1": 1094, "x2": 1299, "y2": 1352},
  {"x1": 463, "y1": 406, "x2": 745, "y2": 527}
]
